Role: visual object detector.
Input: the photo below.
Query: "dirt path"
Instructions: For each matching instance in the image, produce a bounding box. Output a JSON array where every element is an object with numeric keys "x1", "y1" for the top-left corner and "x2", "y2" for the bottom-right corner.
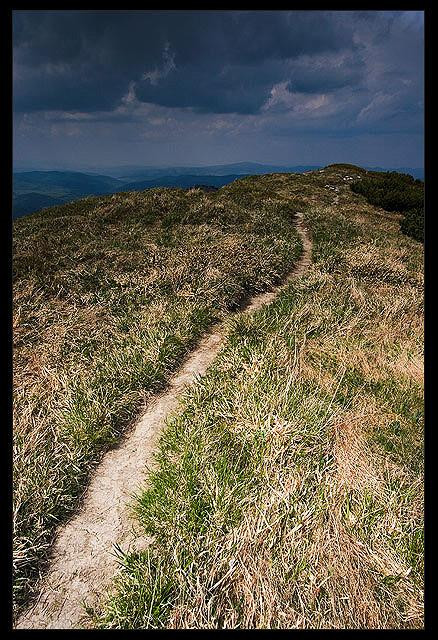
[{"x1": 16, "y1": 212, "x2": 312, "y2": 629}]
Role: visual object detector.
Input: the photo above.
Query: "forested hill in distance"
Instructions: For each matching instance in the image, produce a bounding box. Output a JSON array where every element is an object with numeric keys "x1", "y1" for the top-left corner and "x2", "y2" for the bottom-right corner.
[
  {"x1": 12, "y1": 163, "x2": 424, "y2": 218},
  {"x1": 12, "y1": 171, "x2": 124, "y2": 218}
]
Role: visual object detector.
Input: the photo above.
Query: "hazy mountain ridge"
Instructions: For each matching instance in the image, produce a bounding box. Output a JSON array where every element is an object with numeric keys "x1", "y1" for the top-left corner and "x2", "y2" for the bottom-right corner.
[
  {"x1": 13, "y1": 171, "x2": 125, "y2": 218},
  {"x1": 12, "y1": 163, "x2": 424, "y2": 218},
  {"x1": 13, "y1": 193, "x2": 68, "y2": 218},
  {"x1": 12, "y1": 165, "x2": 319, "y2": 218},
  {"x1": 13, "y1": 171, "x2": 124, "y2": 196},
  {"x1": 109, "y1": 162, "x2": 323, "y2": 181}
]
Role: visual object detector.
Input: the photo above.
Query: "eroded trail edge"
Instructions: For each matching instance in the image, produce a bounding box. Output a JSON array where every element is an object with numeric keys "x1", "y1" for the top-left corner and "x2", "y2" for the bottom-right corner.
[{"x1": 16, "y1": 213, "x2": 312, "y2": 629}]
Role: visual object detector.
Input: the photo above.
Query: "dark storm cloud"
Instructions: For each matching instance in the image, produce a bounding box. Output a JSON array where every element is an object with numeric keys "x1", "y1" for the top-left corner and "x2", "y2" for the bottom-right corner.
[
  {"x1": 13, "y1": 10, "x2": 424, "y2": 169},
  {"x1": 14, "y1": 10, "x2": 362, "y2": 114},
  {"x1": 285, "y1": 53, "x2": 365, "y2": 94}
]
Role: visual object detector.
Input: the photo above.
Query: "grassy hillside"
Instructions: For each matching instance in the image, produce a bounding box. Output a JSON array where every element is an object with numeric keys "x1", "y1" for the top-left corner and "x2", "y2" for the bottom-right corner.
[
  {"x1": 120, "y1": 174, "x2": 241, "y2": 192},
  {"x1": 91, "y1": 166, "x2": 424, "y2": 629},
  {"x1": 13, "y1": 180, "x2": 302, "y2": 612}
]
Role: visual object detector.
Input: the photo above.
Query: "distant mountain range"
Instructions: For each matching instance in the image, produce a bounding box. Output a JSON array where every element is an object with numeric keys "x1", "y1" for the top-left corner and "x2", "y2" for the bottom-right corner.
[
  {"x1": 12, "y1": 163, "x2": 424, "y2": 218},
  {"x1": 13, "y1": 193, "x2": 68, "y2": 218},
  {"x1": 13, "y1": 171, "x2": 124, "y2": 218},
  {"x1": 106, "y1": 162, "x2": 323, "y2": 181}
]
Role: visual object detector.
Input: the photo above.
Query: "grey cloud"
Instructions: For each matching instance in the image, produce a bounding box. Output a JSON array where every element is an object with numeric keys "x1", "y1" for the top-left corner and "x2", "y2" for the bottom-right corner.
[
  {"x1": 13, "y1": 10, "x2": 359, "y2": 114},
  {"x1": 12, "y1": 10, "x2": 424, "y2": 170},
  {"x1": 285, "y1": 53, "x2": 365, "y2": 94}
]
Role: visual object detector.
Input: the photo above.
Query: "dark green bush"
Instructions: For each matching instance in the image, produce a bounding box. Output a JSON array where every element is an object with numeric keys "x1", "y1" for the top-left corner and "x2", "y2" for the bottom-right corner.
[
  {"x1": 351, "y1": 171, "x2": 424, "y2": 242},
  {"x1": 400, "y1": 207, "x2": 424, "y2": 243}
]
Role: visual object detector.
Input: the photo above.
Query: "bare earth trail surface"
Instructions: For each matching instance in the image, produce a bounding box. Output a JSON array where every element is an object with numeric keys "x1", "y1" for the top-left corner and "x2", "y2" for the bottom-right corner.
[{"x1": 16, "y1": 213, "x2": 312, "y2": 630}]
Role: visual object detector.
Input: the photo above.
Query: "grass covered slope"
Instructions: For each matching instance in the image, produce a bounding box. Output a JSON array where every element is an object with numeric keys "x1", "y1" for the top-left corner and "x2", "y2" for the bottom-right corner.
[
  {"x1": 94, "y1": 166, "x2": 423, "y2": 629},
  {"x1": 13, "y1": 180, "x2": 302, "y2": 611}
]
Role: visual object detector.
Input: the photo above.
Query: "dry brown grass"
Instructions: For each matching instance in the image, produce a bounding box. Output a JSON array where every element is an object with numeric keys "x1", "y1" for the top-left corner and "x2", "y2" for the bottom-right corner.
[
  {"x1": 43, "y1": 166, "x2": 426, "y2": 629},
  {"x1": 155, "y1": 391, "x2": 423, "y2": 629},
  {"x1": 13, "y1": 179, "x2": 302, "y2": 612}
]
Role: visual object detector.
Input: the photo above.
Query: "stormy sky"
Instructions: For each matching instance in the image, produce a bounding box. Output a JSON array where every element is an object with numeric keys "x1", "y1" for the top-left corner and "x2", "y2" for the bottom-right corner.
[{"x1": 13, "y1": 10, "x2": 424, "y2": 170}]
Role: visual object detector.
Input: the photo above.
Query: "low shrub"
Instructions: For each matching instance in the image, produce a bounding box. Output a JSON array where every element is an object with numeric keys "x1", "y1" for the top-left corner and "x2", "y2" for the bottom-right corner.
[{"x1": 351, "y1": 171, "x2": 424, "y2": 242}]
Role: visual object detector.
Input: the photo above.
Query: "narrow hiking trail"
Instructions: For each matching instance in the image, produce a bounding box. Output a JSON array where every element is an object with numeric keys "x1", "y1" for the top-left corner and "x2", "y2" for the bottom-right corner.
[{"x1": 16, "y1": 212, "x2": 312, "y2": 630}]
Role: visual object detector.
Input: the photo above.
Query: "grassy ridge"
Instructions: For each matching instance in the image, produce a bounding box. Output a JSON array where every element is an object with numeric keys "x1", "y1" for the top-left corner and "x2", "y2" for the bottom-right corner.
[
  {"x1": 13, "y1": 179, "x2": 302, "y2": 612},
  {"x1": 93, "y1": 167, "x2": 423, "y2": 629}
]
